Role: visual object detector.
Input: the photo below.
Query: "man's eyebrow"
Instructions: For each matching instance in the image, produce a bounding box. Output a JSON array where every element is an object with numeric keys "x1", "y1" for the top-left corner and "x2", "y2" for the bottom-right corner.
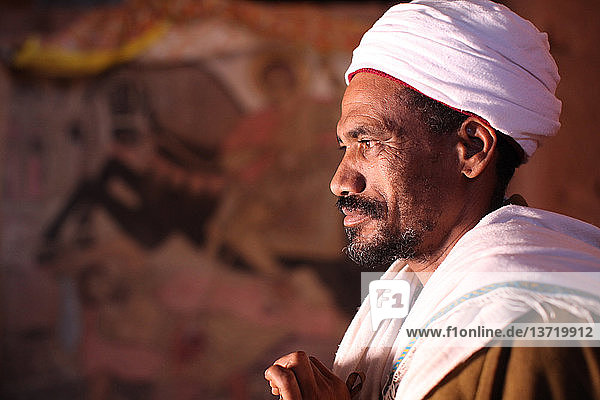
[
  {"x1": 337, "y1": 126, "x2": 367, "y2": 145},
  {"x1": 338, "y1": 122, "x2": 402, "y2": 145},
  {"x1": 338, "y1": 126, "x2": 376, "y2": 143},
  {"x1": 348, "y1": 126, "x2": 370, "y2": 139}
]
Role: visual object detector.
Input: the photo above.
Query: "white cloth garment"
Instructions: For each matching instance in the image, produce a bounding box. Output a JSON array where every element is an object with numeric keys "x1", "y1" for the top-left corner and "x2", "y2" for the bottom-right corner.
[
  {"x1": 345, "y1": 0, "x2": 562, "y2": 158},
  {"x1": 333, "y1": 205, "x2": 600, "y2": 400}
]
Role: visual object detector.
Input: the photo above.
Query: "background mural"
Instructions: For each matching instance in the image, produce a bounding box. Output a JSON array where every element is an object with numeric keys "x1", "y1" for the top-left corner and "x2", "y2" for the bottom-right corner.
[{"x1": 0, "y1": 0, "x2": 599, "y2": 399}]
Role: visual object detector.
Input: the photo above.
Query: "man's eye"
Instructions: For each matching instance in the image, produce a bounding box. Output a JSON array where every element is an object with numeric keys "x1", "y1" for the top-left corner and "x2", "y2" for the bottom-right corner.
[{"x1": 360, "y1": 139, "x2": 375, "y2": 149}]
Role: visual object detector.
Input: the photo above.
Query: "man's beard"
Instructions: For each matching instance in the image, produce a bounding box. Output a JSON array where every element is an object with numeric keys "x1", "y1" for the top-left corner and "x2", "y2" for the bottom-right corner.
[{"x1": 336, "y1": 196, "x2": 422, "y2": 269}]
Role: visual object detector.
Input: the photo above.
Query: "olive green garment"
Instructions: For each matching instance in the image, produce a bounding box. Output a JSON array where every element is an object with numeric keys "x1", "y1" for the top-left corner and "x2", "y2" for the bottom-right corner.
[{"x1": 425, "y1": 345, "x2": 600, "y2": 399}]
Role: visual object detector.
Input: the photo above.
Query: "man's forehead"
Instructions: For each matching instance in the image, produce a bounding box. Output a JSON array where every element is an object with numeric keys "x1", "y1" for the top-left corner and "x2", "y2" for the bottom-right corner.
[
  {"x1": 338, "y1": 73, "x2": 410, "y2": 135},
  {"x1": 343, "y1": 73, "x2": 400, "y2": 106}
]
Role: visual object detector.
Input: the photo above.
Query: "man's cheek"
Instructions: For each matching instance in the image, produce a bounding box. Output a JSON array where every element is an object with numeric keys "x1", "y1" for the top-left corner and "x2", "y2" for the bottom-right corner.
[{"x1": 379, "y1": 147, "x2": 409, "y2": 172}]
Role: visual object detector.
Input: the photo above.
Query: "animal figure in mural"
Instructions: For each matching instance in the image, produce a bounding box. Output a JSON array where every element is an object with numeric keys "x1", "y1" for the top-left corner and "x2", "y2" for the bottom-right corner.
[
  {"x1": 38, "y1": 67, "x2": 231, "y2": 259},
  {"x1": 40, "y1": 123, "x2": 224, "y2": 252},
  {"x1": 39, "y1": 56, "x2": 343, "y2": 279}
]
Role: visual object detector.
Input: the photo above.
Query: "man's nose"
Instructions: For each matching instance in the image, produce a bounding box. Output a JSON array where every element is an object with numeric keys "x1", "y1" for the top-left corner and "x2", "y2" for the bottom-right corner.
[{"x1": 330, "y1": 158, "x2": 366, "y2": 197}]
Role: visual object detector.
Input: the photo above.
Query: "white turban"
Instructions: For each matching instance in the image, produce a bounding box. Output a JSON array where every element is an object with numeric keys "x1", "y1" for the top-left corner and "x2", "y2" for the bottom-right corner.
[{"x1": 346, "y1": 0, "x2": 562, "y2": 158}]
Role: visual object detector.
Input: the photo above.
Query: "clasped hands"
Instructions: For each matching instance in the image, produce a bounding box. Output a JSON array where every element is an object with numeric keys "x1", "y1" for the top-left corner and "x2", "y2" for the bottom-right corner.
[{"x1": 264, "y1": 351, "x2": 351, "y2": 400}]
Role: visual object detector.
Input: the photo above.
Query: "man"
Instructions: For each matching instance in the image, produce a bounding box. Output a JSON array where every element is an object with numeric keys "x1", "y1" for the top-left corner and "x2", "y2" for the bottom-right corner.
[{"x1": 265, "y1": 0, "x2": 600, "y2": 398}]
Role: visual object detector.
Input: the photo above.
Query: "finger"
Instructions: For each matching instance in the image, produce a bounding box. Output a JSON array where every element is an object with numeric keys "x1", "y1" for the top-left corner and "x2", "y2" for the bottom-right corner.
[
  {"x1": 265, "y1": 364, "x2": 302, "y2": 400},
  {"x1": 309, "y1": 356, "x2": 335, "y2": 379},
  {"x1": 267, "y1": 379, "x2": 280, "y2": 396},
  {"x1": 273, "y1": 351, "x2": 316, "y2": 397}
]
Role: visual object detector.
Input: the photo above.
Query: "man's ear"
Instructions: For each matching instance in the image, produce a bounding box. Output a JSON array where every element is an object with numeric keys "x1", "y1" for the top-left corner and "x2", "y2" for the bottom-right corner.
[{"x1": 457, "y1": 118, "x2": 496, "y2": 179}]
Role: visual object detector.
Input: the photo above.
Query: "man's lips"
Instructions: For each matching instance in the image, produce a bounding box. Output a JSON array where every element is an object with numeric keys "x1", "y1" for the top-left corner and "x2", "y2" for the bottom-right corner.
[
  {"x1": 341, "y1": 209, "x2": 370, "y2": 227},
  {"x1": 336, "y1": 196, "x2": 385, "y2": 228}
]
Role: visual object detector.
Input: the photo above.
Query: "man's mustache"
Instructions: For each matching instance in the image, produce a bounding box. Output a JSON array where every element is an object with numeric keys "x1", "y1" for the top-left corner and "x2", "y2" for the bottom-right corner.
[{"x1": 336, "y1": 195, "x2": 387, "y2": 219}]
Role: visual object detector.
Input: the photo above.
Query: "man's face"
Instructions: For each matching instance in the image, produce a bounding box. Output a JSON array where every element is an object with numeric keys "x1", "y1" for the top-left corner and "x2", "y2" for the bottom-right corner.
[{"x1": 331, "y1": 73, "x2": 463, "y2": 268}]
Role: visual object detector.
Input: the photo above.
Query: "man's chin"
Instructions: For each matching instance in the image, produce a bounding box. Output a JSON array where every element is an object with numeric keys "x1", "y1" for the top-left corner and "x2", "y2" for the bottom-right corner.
[
  {"x1": 344, "y1": 241, "x2": 397, "y2": 270},
  {"x1": 343, "y1": 227, "x2": 421, "y2": 269}
]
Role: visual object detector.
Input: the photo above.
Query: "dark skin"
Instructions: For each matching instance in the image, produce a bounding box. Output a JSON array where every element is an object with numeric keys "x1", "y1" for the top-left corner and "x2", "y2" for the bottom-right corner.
[
  {"x1": 265, "y1": 72, "x2": 500, "y2": 398},
  {"x1": 264, "y1": 351, "x2": 351, "y2": 399}
]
